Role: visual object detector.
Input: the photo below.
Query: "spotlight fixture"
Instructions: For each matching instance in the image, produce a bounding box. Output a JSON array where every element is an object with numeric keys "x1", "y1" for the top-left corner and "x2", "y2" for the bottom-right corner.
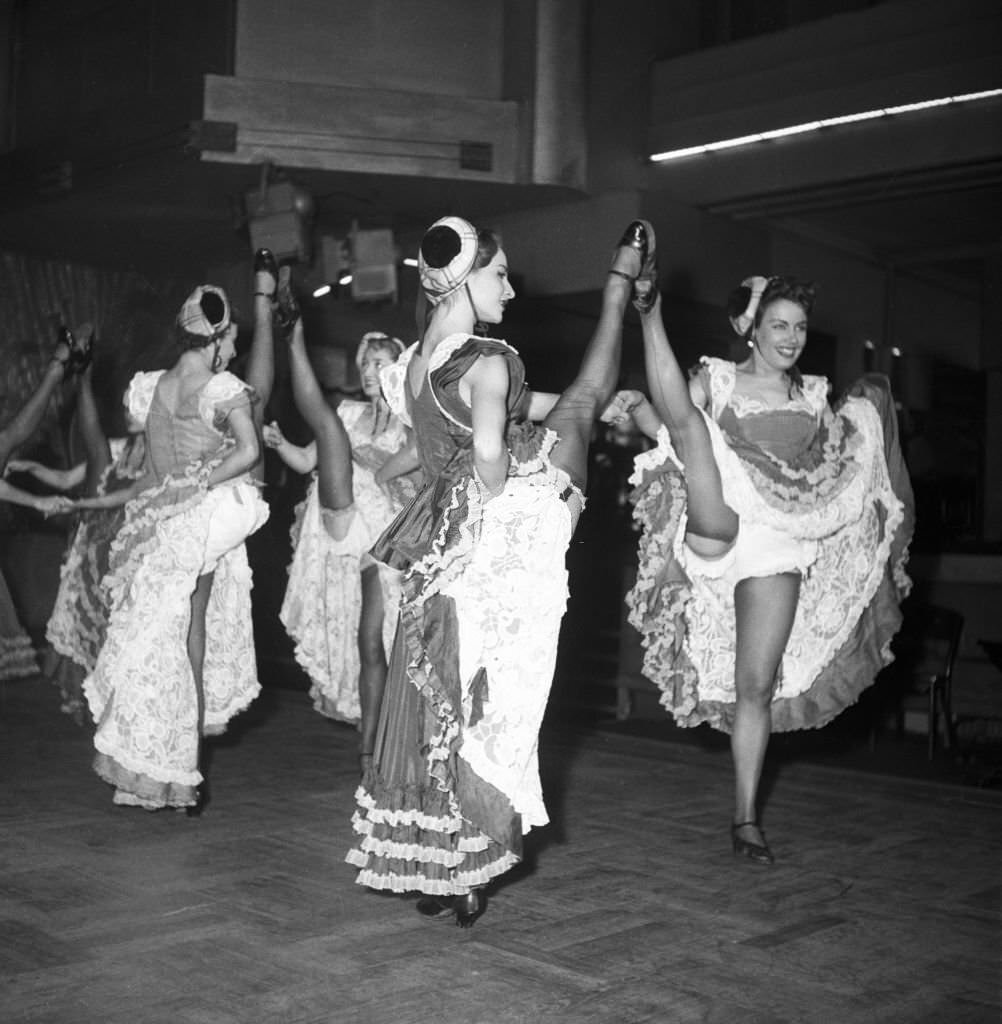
[{"x1": 245, "y1": 167, "x2": 314, "y2": 262}]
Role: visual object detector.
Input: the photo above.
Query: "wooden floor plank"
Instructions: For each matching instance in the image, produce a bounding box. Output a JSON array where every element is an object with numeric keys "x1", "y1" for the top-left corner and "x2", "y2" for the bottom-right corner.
[{"x1": 2, "y1": 675, "x2": 998, "y2": 1024}]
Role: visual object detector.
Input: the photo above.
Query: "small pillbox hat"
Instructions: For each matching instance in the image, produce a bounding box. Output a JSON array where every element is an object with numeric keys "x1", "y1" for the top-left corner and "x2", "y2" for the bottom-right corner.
[
  {"x1": 418, "y1": 217, "x2": 479, "y2": 306},
  {"x1": 177, "y1": 285, "x2": 232, "y2": 339}
]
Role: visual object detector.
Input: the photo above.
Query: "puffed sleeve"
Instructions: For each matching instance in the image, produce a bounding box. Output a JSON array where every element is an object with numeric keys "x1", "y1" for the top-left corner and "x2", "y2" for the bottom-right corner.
[
  {"x1": 123, "y1": 371, "x2": 166, "y2": 429},
  {"x1": 199, "y1": 371, "x2": 255, "y2": 430},
  {"x1": 379, "y1": 344, "x2": 416, "y2": 426}
]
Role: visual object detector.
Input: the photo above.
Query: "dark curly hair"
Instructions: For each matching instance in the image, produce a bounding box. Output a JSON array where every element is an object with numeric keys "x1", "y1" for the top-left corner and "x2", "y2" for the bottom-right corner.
[{"x1": 726, "y1": 276, "x2": 816, "y2": 395}]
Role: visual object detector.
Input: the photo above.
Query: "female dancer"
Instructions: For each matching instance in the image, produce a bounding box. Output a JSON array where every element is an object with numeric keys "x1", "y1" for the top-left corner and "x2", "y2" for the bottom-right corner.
[
  {"x1": 346, "y1": 215, "x2": 653, "y2": 925},
  {"x1": 15, "y1": 360, "x2": 148, "y2": 721},
  {"x1": 265, "y1": 326, "x2": 420, "y2": 774},
  {"x1": 79, "y1": 285, "x2": 268, "y2": 811},
  {"x1": 616, "y1": 274, "x2": 913, "y2": 864},
  {"x1": 0, "y1": 324, "x2": 91, "y2": 679}
]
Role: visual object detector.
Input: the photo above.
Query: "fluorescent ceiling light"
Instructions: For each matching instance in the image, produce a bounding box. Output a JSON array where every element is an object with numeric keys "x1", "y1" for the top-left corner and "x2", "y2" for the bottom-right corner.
[
  {"x1": 650, "y1": 88, "x2": 1002, "y2": 163},
  {"x1": 312, "y1": 284, "x2": 332, "y2": 298}
]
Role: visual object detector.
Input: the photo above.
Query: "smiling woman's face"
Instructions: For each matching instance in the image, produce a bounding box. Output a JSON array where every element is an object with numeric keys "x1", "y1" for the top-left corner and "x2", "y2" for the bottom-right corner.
[
  {"x1": 359, "y1": 344, "x2": 399, "y2": 398},
  {"x1": 753, "y1": 297, "x2": 808, "y2": 371}
]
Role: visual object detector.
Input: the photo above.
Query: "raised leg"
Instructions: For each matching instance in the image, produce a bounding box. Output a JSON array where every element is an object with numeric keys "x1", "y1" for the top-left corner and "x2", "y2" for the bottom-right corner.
[
  {"x1": 543, "y1": 238, "x2": 637, "y2": 491},
  {"x1": 286, "y1": 319, "x2": 353, "y2": 512},
  {"x1": 245, "y1": 252, "x2": 278, "y2": 424},
  {"x1": 639, "y1": 293, "x2": 738, "y2": 551},
  {"x1": 75, "y1": 365, "x2": 111, "y2": 496},
  {"x1": 731, "y1": 572, "x2": 800, "y2": 856},
  {"x1": 0, "y1": 343, "x2": 69, "y2": 471}
]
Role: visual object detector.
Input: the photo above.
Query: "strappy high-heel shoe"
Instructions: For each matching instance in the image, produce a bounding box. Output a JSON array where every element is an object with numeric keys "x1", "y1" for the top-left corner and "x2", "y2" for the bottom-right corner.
[
  {"x1": 254, "y1": 248, "x2": 279, "y2": 304},
  {"x1": 609, "y1": 220, "x2": 658, "y2": 314},
  {"x1": 275, "y1": 265, "x2": 301, "y2": 333},
  {"x1": 731, "y1": 821, "x2": 774, "y2": 865}
]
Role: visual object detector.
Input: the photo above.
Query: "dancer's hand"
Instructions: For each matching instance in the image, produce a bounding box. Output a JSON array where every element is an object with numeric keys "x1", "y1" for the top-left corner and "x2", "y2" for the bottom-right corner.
[
  {"x1": 600, "y1": 390, "x2": 646, "y2": 426},
  {"x1": 35, "y1": 494, "x2": 73, "y2": 518},
  {"x1": 262, "y1": 421, "x2": 286, "y2": 449},
  {"x1": 601, "y1": 390, "x2": 663, "y2": 440}
]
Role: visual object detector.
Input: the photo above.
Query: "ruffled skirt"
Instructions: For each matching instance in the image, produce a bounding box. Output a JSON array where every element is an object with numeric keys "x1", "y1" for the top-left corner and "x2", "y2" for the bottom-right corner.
[
  {"x1": 280, "y1": 478, "x2": 401, "y2": 723},
  {"x1": 44, "y1": 508, "x2": 125, "y2": 720},
  {"x1": 626, "y1": 375, "x2": 913, "y2": 732},
  {"x1": 84, "y1": 478, "x2": 269, "y2": 808},
  {"x1": 347, "y1": 444, "x2": 576, "y2": 894}
]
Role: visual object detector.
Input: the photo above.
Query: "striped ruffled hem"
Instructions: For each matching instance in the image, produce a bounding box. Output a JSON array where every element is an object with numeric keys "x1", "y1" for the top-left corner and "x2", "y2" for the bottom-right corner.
[
  {"x1": 347, "y1": 781, "x2": 520, "y2": 895},
  {"x1": 0, "y1": 636, "x2": 38, "y2": 680}
]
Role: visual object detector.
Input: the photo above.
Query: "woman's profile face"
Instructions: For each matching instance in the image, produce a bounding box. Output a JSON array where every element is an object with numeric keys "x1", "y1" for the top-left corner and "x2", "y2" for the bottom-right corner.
[
  {"x1": 215, "y1": 324, "x2": 239, "y2": 371},
  {"x1": 466, "y1": 248, "x2": 515, "y2": 325},
  {"x1": 359, "y1": 345, "x2": 399, "y2": 399},
  {"x1": 754, "y1": 297, "x2": 808, "y2": 371}
]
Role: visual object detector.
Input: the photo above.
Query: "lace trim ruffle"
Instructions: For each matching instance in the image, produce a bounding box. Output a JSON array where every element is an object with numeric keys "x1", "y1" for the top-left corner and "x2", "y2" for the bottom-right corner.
[
  {"x1": 703, "y1": 357, "x2": 827, "y2": 420},
  {"x1": 104, "y1": 459, "x2": 220, "y2": 610},
  {"x1": 378, "y1": 344, "x2": 417, "y2": 425},
  {"x1": 626, "y1": 388, "x2": 908, "y2": 731},
  {"x1": 93, "y1": 752, "x2": 198, "y2": 809}
]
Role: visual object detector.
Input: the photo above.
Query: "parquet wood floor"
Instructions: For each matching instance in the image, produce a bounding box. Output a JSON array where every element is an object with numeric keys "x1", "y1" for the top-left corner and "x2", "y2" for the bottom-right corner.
[{"x1": 2, "y1": 675, "x2": 999, "y2": 1024}]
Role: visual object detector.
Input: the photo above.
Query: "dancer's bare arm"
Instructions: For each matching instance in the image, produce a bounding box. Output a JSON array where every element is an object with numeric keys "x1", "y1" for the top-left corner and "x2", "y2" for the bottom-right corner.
[
  {"x1": 464, "y1": 354, "x2": 510, "y2": 497},
  {"x1": 0, "y1": 478, "x2": 73, "y2": 516},
  {"x1": 73, "y1": 480, "x2": 143, "y2": 510},
  {"x1": 263, "y1": 422, "x2": 317, "y2": 474},
  {"x1": 208, "y1": 405, "x2": 260, "y2": 487},
  {"x1": 4, "y1": 459, "x2": 86, "y2": 491},
  {"x1": 373, "y1": 436, "x2": 420, "y2": 485}
]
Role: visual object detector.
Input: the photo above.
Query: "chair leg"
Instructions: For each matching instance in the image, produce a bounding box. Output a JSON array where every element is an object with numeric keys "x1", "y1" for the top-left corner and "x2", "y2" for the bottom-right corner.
[
  {"x1": 927, "y1": 686, "x2": 937, "y2": 761},
  {"x1": 937, "y1": 681, "x2": 958, "y2": 755}
]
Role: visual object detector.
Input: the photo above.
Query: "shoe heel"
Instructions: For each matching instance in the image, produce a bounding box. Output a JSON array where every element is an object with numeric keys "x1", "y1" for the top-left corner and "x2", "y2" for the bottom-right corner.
[{"x1": 454, "y1": 889, "x2": 486, "y2": 928}]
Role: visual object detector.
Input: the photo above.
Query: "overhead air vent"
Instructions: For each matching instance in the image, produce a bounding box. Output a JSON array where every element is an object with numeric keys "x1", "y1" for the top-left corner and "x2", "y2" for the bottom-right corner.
[{"x1": 460, "y1": 141, "x2": 493, "y2": 172}]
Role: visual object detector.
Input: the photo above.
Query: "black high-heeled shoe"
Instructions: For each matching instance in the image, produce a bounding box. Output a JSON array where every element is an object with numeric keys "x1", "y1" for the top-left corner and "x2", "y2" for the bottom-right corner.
[
  {"x1": 609, "y1": 220, "x2": 658, "y2": 315},
  {"x1": 275, "y1": 264, "x2": 301, "y2": 332},
  {"x1": 254, "y1": 248, "x2": 279, "y2": 303},
  {"x1": 454, "y1": 889, "x2": 486, "y2": 928},
  {"x1": 731, "y1": 821, "x2": 774, "y2": 865}
]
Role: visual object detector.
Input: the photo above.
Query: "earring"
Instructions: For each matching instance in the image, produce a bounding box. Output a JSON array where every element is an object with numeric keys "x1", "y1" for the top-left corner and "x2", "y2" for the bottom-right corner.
[{"x1": 747, "y1": 338, "x2": 754, "y2": 348}]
